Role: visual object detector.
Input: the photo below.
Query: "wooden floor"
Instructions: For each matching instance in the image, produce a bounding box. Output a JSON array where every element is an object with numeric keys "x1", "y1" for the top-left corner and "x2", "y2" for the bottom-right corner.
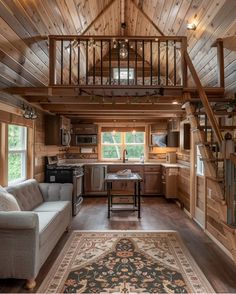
[{"x1": 1, "y1": 196, "x2": 236, "y2": 293}]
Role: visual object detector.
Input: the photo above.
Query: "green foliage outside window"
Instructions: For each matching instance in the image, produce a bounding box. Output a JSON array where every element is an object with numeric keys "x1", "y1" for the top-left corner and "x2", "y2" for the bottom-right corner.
[
  {"x1": 8, "y1": 125, "x2": 27, "y2": 184},
  {"x1": 101, "y1": 131, "x2": 145, "y2": 160}
]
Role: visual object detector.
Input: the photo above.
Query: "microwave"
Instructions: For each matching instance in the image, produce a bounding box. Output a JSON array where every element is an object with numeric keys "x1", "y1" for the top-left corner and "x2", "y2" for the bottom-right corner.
[{"x1": 75, "y1": 134, "x2": 97, "y2": 145}]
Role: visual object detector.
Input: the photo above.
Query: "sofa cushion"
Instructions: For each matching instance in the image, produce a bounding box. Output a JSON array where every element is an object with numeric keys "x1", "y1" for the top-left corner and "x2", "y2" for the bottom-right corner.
[
  {"x1": 34, "y1": 201, "x2": 70, "y2": 213},
  {"x1": 6, "y1": 179, "x2": 43, "y2": 211},
  {"x1": 0, "y1": 187, "x2": 21, "y2": 211},
  {"x1": 36, "y1": 211, "x2": 60, "y2": 247}
]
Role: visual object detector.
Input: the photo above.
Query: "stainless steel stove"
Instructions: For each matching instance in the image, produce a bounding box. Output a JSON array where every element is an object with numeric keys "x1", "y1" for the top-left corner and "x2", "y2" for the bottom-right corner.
[{"x1": 45, "y1": 156, "x2": 83, "y2": 216}]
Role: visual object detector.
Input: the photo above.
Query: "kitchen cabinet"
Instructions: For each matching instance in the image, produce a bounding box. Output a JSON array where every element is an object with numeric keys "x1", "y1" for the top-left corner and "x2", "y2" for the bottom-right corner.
[
  {"x1": 84, "y1": 165, "x2": 107, "y2": 195},
  {"x1": 162, "y1": 167, "x2": 178, "y2": 198},
  {"x1": 72, "y1": 124, "x2": 98, "y2": 134},
  {"x1": 143, "y1": 165, "x2": 162, "y2": 195},
  {"x1": 45, "y1": 115, "x2": 71, "y2": 146}
]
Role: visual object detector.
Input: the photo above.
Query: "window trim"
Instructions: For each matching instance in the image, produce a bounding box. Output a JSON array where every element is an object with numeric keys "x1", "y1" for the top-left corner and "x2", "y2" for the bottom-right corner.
[
  {"x1": 8, "y1": 124, "x2": 27, "y2": 185},
  {"x1": 101, "y1": 131, "x2": 145, "y2": 161}
]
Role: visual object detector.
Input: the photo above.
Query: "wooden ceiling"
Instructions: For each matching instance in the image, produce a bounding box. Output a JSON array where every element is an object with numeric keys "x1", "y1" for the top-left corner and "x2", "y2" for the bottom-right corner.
[{"x1": 0, "y1": 0, "x2": 235, "y2": 121}]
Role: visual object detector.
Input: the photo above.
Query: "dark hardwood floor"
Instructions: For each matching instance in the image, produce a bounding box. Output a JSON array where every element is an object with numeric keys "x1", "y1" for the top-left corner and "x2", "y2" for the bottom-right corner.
[{"x1": 1, "y1": 196, "x2": 236, "y2": 293}]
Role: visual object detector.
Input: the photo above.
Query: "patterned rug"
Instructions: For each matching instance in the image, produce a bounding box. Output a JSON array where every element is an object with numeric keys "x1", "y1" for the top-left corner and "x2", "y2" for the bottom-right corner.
[{"x1": 38, "y1": 231, "x2": 215, "y2": 293}]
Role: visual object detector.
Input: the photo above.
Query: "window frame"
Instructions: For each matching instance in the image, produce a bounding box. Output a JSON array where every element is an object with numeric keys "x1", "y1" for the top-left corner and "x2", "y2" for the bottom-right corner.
[
  {"x1": 196, "y1": 145, "x2": 204, "y2": 176},
  {"x1": 101, "y1": 131, "x2": 145, "y2": 161},
  {"x1": 113, "y1": 68, "x2": 135, "y2": 80},
  {"x1": 8, "y1": 124, "x2": 28, "y2": 185}
]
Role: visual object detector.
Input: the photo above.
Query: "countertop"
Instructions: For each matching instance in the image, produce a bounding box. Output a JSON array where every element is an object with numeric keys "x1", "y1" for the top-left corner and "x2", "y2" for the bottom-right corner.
[{"x1": 60, "y1": 160, "x2": 189, "y2": 169}]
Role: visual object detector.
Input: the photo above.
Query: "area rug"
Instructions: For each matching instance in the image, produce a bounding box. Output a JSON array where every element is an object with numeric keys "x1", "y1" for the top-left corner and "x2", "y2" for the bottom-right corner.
[{"x1": 38, "y1": 231, "x2": 215, "y2": 293}]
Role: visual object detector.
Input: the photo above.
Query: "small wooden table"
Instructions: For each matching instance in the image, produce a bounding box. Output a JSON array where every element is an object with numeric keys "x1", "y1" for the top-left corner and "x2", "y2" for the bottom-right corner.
[{"x1": 105, "y1": 173, "x2": 143, "y2": 218}]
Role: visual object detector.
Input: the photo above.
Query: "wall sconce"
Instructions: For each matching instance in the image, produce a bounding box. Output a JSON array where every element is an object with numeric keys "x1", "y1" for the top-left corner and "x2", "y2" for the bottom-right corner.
[
  {"x1": 23, "y1": 105, "x2": 38, "y2": 120},
  {"x1": 112, "y1": 120, "x2": 116, "y2": 136},
  {"x1": 187, "y1": 23, "x2": 197, "y2": 30}
]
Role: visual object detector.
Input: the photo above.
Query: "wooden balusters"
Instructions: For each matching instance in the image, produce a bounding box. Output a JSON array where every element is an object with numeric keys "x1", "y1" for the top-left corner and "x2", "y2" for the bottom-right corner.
[
  {"x1": 69, "y1": 41, "x2": 72, "y2": 85},
  {"x1": 109, "y1": 40, "x2": 111, "y2": 85},
  {"x1": 101, "y1": 40, "x2": 103, "y2": 85},
  {"x1": 61, "y1": 40, "x2": 63, "y2": 85},
  {"x1": 93, "y1": 43, "x2": 95, "y2": 85},
  {"x1": 135, "y1": 40, "x2": 137, "y2": 85},
  {"x1": 127, "y1": 40, "x2": 130, "y2": 85},
  {"x1": 142, "y1": 40, "x2": 144, "y2": 85},
  {"x1": 157, "y1": 40, "x2": 160, "y2": 85},
  {"x1": 150, "y1": 40, "x2": 153, "y2": 85},
  {"x1": 166, "y1": 40, "x2": 169, "y2": 86},
  {"x1": 77, "y1": 41, "x2": 80, "y2": 85},
  {"x1": 49, "y1": 37, "x2": 56, "y2": 86},
  {"x1": 173, "y1": 41, "x2": 177, "y2": 86},
  {"x1": 86, "y1": 40, "x2": 88, "y2": 85},
  {"x1": 118, "y1": 41, "x2": 120, "y2": 85}
]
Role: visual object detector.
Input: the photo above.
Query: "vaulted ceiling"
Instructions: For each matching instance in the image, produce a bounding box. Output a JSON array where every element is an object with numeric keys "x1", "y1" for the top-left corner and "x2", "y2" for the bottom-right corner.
[{"x1": 0, "y1": 0, "x2": 236, "y2": 121}]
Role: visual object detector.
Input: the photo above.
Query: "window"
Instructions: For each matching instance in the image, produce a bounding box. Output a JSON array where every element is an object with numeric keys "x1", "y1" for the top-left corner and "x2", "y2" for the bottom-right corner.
[
  {"x1": 196, "y1": 145, "x2": 204, "y2": 176},
  {"x1": 101, "y1": 132, "x2": 145, "y2": 160},
  {"x1": 113, "y1": 68, "x2": 134, "y2": 80},
  {"x1": 8, "y1": 125, "x2": 27, "y2": 184}
]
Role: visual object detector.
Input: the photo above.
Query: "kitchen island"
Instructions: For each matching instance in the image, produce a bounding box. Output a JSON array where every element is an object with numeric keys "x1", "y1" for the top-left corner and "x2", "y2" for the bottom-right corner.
[{"x1": 105, "y1": 173, "x2": 143, "y2": 218}]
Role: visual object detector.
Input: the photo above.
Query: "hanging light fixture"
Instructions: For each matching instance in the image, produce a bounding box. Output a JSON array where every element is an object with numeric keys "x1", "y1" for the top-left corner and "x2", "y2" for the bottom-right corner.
[
  {"x1": 23, "y1": 105, "x2": 38, "y2": 120},
  {"x1": 132, "y1": 120, "x2": 136, "y2": 135},
  {"x1": 119, "y1": 41, "x2": 128, "y2": 59},
  {"x1": 112, "y1": 120, "x2": 116, "y2": 136}
]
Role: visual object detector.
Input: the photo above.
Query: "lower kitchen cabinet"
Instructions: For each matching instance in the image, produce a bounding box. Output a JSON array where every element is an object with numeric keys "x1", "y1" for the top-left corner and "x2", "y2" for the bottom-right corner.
[
  {"x1": 143, "y1": 166, "x2": 162, "y2": 195},
  {"x1": 162, "y1": 167, "x2": 178, "y2": 198}
]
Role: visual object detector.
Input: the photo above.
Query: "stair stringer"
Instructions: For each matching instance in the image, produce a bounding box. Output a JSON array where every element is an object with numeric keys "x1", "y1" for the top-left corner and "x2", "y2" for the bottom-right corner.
[{"x1": 185, "y1": 101, "x2": 236, "y2": 262}]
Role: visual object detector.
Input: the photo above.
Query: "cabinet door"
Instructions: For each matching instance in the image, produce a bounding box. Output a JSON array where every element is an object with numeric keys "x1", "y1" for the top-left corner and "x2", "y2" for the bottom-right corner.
[
  {"x1": 91, "y1": 166, "x2": 105, "y2": 191},
  {"x1": 144, "y1": 172, "x2": 162, "y2": 195},
  {"x1": 84, "y1": 166, "x2": 92, "y2": 193}
]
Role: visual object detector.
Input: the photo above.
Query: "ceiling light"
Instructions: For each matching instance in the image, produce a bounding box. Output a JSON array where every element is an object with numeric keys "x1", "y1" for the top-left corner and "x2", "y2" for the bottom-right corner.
[
  {"x1": 187, "y1": 23, "x2": 196, "y2": 30},
  {"x1": 119, "y1": 41, "x2": 128, "y2": 59},
  {"x1": 172, "y1": 101, "x2": 179, "y2": 105}
]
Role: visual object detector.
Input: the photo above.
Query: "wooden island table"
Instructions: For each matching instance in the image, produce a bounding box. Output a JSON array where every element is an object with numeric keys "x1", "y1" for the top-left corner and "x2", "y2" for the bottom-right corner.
[{"x1": 105, "y1": 173, "x2": 143, "y2": 218}]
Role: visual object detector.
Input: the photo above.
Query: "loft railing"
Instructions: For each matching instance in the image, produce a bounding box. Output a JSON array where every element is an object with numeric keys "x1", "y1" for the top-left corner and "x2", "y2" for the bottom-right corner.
[{"x1": 48, "y1": 35, "x2": 188, "y2": 88}]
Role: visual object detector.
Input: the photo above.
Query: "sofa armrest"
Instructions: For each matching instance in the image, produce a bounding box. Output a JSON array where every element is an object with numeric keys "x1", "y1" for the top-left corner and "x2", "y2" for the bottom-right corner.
[
  {"x1": 0, "y1": 212, "x2": 40, "y2": 279},
  {"x1": 0, "y1": 211, "x2": 38, "y2": 229},
  {"x1": 39, "y1": 183, "x2": 73, "y2": 202}
]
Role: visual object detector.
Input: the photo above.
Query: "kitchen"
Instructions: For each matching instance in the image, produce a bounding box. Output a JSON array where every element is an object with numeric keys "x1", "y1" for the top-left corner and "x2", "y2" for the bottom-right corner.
[{"x1": 44, "y1": 115, "x2": 190, "y2": 218}]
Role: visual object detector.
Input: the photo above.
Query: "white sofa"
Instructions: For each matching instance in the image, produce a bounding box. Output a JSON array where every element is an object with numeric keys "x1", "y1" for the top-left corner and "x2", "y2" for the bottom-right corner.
[{"x1": 0, "y1": 179, "x2": 73, "y2": 289}]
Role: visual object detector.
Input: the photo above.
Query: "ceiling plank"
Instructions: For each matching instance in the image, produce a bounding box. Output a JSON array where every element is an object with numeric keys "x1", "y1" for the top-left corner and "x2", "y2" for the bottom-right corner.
[{"x1": 130, "y1": 0, "x2": 164, "y2": 36}]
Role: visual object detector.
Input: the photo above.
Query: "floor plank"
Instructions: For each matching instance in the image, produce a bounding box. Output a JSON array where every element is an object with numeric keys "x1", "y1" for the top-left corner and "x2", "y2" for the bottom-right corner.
[{"x1": 0, "y1": 196, "x2": 236, "y2": 293}]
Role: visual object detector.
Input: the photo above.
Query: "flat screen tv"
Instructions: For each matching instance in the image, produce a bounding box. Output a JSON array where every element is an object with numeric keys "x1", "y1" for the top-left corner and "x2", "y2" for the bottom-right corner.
[{"x1": 151, "y1": 133, "x2": 167, "y2": 147}]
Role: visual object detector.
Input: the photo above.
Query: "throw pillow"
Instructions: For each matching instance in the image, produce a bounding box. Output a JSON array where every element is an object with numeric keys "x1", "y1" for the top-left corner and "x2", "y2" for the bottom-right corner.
[{"x1": 0, "y1": 187, "x2": 21, "y2": 211}]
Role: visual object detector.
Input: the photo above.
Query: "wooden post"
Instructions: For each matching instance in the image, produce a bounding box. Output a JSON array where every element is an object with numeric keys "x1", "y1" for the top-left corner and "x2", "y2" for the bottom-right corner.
[
  {"x1": 49, "y1": 37, "x2": 56, "y2": 86},
  {"x1": 181, "y1": 37, "x2": 188, "y2": 88},
  {"x1": 217, "y1": 39, "x2": 225, "y2": 88}
]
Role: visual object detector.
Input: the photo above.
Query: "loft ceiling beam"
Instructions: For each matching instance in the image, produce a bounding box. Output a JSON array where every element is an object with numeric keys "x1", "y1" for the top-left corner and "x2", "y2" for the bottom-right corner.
[
  {"x1": 81, "y1": 0, "x2": 116, "y2": 35},
  {"x1": 130, "y1": 0, "x2": 164, "y2": 36},
  {"x1": 41, "y1": 104, "x2": 182, "y2": 112}
]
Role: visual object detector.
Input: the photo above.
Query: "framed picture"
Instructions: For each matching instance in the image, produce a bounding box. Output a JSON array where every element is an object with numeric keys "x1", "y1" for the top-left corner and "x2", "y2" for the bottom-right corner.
[{"x1": 151, "y1": 133, "x2": 167, "y2": 147}]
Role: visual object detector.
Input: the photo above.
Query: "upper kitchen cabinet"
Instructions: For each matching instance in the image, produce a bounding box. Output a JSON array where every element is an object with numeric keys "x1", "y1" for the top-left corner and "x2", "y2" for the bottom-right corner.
[
  {"x1": 180, "y1": 121, "x2": 191, "y2": 150},
  {"x1": 72, "y1": 124, "x2": 98, "y2": 134},
  {"x1": 45, "y1": 115, "x2": 71, "y2": 146}
]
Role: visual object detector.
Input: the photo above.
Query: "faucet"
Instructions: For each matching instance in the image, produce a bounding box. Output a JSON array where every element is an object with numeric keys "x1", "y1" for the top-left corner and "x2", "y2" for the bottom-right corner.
[{"x1": 122, "y1": 149, "x2": 128, "y2": 163}]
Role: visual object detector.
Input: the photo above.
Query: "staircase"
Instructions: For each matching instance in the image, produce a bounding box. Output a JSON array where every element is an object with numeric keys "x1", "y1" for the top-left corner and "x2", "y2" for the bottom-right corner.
[{"x1": 183, "y1": 51, "x2": 236, "y2": 262}]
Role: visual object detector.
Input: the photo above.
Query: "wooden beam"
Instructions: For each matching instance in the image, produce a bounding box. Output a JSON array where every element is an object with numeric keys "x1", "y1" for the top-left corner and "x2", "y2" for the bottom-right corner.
[
  {"x1": 130, "y1": 0, "x2": 164, "y2": 36},
  {"x1": 184, "y1": 51, "x2": 223, "y2": 145},
  {"x1": 81, "y1": 0, "x2": 116, "y2": 35},
  {"x1": 49, "y1": 37, "x2": 56, "y2": 86},
  {"x1": 216, "y1": 39, "x2": 225, "y2": 88},
  {"x1": 41, "y1": 104, "x2": 183, "y2": 112}
]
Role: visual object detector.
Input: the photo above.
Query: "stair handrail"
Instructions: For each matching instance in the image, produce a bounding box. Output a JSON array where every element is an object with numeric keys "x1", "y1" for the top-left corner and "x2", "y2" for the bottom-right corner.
[{"x1": 184, "y1": 51, "x2": 223, "y2": 146}]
